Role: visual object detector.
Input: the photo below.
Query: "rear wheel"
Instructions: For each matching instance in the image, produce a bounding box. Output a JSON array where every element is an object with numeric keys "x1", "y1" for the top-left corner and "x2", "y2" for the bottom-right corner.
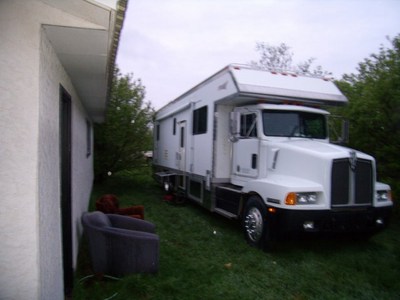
[{"x1": 243, "y1": 195, "x2": 275, "y2": 250}]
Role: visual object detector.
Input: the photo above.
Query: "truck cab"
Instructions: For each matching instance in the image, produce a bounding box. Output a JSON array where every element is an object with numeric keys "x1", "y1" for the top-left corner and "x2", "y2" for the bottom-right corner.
[
  {"x1": 229, "y1": 103, "x2": 392, "y2": 248},
  {"x1": 231, "y1": 104, "x2": 329, "y2": 185}
]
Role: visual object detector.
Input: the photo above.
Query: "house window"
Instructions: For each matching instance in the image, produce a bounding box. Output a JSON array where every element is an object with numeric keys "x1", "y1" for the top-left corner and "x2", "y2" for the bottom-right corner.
[
  {"x1": 86, "y1": 119, "x2": 92, "y2": 157},
  {"x1": 192, "y1": 105, "x2": 207, "y2": 135},
  {"x1": 173, "y1": 118, "x2": 177, "y2": 135}
]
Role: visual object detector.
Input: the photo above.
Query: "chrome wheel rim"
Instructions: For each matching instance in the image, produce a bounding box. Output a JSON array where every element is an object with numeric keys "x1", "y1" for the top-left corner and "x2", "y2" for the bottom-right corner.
[{"x1": 244, "y1": 207, "x2": 263, "y2": 242}]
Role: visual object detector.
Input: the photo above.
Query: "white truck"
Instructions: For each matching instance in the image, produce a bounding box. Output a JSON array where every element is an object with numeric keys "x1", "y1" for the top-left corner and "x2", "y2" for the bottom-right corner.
[{"x1": 153, "y1": 64, "x2": 393, "y2": 249}]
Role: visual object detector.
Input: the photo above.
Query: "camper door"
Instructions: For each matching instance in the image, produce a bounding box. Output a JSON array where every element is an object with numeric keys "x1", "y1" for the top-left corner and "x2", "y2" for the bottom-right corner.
[{"x1": 176, "y1": 121, "x2": 186, "y2": 171}]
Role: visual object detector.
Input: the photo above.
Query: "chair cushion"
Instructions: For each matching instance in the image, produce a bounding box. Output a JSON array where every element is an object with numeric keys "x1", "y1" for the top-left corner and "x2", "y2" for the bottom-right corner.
[{"x1": 87, "y1": 211, "x2": 111, "y2": 228}]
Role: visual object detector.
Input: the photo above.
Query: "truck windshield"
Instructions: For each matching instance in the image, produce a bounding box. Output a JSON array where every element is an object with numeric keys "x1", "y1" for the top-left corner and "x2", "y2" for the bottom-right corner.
[{"x1": 262, "y1": 110, "x2": 327, "y2": 139}]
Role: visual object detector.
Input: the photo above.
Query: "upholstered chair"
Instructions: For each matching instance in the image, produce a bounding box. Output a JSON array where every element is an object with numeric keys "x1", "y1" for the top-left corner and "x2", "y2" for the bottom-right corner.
[{"x1": 81, "y1": 211, "x2": 159, "y2": 276}]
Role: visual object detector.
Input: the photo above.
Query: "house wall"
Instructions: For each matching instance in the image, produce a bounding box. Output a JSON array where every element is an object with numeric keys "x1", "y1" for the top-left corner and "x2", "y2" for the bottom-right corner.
[
  {"x1": 38, "y1": 31, "x2": 65, "y2": 300},
  {"x1": 0, "y1": 1, "x2": 42, "y2": 299},
  {"x1": 38, "y1": 29, "x2": 94, "y2": 299},
  {"x1": 0, "y1": 1, "x2": 96, "y2": 299}
]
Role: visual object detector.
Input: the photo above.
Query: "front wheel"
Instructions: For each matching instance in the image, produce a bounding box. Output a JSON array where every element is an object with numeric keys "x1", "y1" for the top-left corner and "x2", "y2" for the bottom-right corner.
[{"x1": 243, "y1": 196, "x2": 276, "y2": 251}]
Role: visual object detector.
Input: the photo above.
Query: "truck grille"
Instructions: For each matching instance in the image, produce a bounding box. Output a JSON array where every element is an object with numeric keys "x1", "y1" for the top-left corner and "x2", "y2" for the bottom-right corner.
[{"x1": 331, "y1": 158, "x2": 373, "y2": 207}]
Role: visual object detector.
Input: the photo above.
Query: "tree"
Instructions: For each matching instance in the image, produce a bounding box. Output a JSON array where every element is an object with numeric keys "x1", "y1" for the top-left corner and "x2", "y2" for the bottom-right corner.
[
  {"x1": 251, "y1": 42, "x2": 331, "y2": 76},
  {"x1": 336, "y1": 34, "x2": 400, "y2": 201},
  {"x1": 94, "y1": 67, "x2": 154, "y2": 181}
]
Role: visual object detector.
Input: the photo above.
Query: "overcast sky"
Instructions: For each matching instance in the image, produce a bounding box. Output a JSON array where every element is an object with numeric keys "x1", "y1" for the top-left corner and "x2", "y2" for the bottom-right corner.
[{"x1": 116, "y1": 0, "x2": 400, "y2": 109}]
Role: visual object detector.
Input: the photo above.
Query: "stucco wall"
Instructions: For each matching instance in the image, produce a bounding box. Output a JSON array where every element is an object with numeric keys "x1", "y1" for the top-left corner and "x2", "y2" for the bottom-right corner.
[
  {"x1": 0, "y1": 1, "x2": 42, "y2": 299},
  {"x1": 0, "y1": 1, "x2": 96, "y2": 299},
  {"x1": 38, "y1": 31, "x2": 65, "y2": 300},
  {"x1": 39, "y1": 29, "x2": 94, "y2": 299}
]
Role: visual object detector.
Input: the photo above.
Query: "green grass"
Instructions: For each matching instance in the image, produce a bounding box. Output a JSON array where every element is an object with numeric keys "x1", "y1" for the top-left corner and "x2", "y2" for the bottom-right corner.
[{"x1": 74, "y1": 168, "x2": 400, "y2": 299}]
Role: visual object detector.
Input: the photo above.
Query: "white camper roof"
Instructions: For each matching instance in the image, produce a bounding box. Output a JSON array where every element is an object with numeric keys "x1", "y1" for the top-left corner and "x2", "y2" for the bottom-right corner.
[
  {"x1": 157, "y1": 64, "x2": 347, "y2": 119},
  {"x1": 228, "y1": 64, "x2": 347, "y2": 105}
]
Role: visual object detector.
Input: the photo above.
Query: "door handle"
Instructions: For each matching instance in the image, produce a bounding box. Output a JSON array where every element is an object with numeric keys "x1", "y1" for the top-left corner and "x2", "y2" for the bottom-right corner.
[{"x1": 251, "y1": 154, "x2": 257, "y2": 169}]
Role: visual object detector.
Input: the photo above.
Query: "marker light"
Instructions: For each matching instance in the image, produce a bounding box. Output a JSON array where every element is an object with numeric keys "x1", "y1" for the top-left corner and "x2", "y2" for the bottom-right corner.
[{"x1": 285, "y1": 192, "x2": 296, "y2": 205}]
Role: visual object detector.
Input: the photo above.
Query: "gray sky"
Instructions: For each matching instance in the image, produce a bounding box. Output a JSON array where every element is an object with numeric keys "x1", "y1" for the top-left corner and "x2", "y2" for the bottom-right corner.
[{"x1": 116, "y1": 0, "x2": 400, "y2": 109}]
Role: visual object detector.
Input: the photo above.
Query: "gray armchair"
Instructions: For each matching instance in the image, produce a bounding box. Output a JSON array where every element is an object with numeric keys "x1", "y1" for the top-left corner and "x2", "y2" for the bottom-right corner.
[{"x1": 81, "y1": 211, "x2": 159, "y2": 276}]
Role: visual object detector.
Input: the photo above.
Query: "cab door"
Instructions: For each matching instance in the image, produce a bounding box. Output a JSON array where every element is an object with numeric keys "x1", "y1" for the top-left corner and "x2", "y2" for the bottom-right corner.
[{"x1": 231, "y1": 112, "x2": 259, "y2": 182}]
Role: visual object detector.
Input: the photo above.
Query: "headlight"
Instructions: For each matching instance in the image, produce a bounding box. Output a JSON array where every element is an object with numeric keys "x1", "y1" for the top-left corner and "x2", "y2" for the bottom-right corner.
[
  {"x1": 297, "y1": 193, "x2": 318, "y2": 204},
  {"x1": 285, "y1": 192, "x2": 318, "y2": 205},
  {"x1": 376, "y1": 190, "x2": 392, "y2": 202}
]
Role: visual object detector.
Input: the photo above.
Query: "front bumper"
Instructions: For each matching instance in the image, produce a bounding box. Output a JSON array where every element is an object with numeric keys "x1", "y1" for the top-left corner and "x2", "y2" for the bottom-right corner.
[{"x1": 269, "y1": 206, "x2": 392, "y2": 234}]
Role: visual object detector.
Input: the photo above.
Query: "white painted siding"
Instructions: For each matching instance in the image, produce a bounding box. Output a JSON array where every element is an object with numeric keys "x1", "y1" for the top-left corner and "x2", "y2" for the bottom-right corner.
[
  {"x1": 214, "y1": 104, "x2": 234, "y2": 179},
  {"x1": 155, "y1": 68, "x2": 237, "y2": 179}
]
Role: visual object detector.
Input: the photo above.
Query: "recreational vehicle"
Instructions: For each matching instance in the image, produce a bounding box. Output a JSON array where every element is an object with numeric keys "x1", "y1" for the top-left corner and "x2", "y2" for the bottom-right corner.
[{"x1": 153, "y1": 64, "x2": 392, "y2": 249}]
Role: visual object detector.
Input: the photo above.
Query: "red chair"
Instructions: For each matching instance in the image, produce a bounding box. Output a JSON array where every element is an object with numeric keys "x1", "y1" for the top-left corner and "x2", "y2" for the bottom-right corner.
[{"x1": 95, "y1": 194, "x2": 144, "y2": 220}]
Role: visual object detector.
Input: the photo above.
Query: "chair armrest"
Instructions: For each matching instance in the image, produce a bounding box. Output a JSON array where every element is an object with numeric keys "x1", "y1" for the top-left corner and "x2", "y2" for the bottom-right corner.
[{"x1": 107, "y1": 214, "x2": 156, "y2": 233}]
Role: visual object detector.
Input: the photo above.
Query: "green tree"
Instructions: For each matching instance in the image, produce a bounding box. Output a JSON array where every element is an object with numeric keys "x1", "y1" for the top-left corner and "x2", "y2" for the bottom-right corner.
[
  {"x1": 251, "y1": 42, "x2": 332, "y2": 76},
  {"x1": 94, "y1": 67, "x2": 154, "y2": 182},
  {"x1": 336, "y1": 35, "x2": 400, "y2": 200}
]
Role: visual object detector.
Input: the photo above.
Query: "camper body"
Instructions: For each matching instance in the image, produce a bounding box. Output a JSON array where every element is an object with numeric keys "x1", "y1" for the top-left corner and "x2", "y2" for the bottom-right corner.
[{"x1": 153, "y1": 64, "x2": 392, "y2": 248}]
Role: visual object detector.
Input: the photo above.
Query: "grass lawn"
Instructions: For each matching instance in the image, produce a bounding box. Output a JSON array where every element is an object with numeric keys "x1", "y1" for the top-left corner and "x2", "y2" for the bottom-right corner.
[{"x1": 74, "y1": 168, "x2": 400, "y2": 299}]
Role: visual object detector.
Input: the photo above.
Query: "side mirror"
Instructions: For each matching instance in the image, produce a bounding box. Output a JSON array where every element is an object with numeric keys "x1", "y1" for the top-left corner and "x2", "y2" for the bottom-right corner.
[
  {"x1": 329, "y1": 115, "x2": 349, "y2": 145},
  {"x1": 341, "y1": 119, "x2": 349, "y2": 144}
]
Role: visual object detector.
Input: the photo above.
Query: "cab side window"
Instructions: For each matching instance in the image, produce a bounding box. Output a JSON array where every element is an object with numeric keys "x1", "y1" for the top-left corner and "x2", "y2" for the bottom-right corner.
[{"x1": 240, "y1": 113, "x2": 257, "y2": 137}]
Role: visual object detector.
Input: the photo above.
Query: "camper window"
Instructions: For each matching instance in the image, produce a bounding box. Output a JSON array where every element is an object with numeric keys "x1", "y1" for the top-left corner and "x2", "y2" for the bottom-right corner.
[
  {"x1": 180, "y1": 126, "x2": 185, "y2": 147},
  {"x1": 193, "y1": 105, "x2": 208, "y2": 135},
  {"x1": 156, "y1": 124, "x2": 160, "y2": 140}
]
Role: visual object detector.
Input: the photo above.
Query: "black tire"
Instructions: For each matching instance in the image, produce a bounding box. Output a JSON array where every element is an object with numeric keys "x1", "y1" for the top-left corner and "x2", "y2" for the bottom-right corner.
[{"x1": 243, "y1": 195, "x2": 275, "y2": 251}]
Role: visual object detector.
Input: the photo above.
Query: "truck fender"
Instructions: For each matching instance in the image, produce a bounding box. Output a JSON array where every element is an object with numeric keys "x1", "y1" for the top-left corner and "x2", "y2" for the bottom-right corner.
[{"x1": 242, "y1": 175, "x2": 323, "y2": 207}]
